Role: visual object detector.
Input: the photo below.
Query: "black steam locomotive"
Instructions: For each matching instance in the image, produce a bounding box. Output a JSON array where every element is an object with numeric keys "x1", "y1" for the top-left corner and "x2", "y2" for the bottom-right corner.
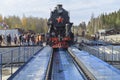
[{"x1": 47, "y1": 4, "x2": 74, "y2": 48}]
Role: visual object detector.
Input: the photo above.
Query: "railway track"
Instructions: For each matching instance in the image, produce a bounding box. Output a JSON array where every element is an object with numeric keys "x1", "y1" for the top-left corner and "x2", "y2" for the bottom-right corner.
[
  {"x1": 7, "y1": 46, "x2": 120, "y2": 80},
  {"x1": 47, "y1": 48, "x2": 88, "y2": 80}
]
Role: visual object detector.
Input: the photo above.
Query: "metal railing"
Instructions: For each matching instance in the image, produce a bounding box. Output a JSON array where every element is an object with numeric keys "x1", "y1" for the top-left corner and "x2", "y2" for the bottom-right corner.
[
  {"x1": 0, "y1": 46, "x2": 41, "y2": 80},
  {"x1": 100, "y1": 36, "x2": 120, "y2": 44},
  {"x1": 79, "y1": 42, "x2": 120, "y2": 63}
]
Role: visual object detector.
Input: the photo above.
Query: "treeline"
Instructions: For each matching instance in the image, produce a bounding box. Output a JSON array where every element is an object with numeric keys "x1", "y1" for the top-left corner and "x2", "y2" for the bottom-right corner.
[
  {"x1": 73, "y1": 9, "x2": 120, "y2": 36},
  {"x1": 1, "y1": 9, "x2": 120, "y2": 35},
  {"x1": 0, "y1": 14, "x2": 48, "y2": 33},
  {"x1": 87, "y1": 10, "x2": 120, "y2": 34}
]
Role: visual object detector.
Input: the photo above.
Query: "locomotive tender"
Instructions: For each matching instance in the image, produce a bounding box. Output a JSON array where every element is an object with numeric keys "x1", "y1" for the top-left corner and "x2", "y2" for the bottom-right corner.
[{"x1": 47, "y1": 4, "x2": 74, "y2": 48}]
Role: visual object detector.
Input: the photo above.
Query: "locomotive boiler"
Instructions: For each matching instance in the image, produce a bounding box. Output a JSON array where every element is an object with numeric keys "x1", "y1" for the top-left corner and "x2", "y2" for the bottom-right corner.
[{"x1": 47, "y1": 4, "x2": 74, "y2": 48}]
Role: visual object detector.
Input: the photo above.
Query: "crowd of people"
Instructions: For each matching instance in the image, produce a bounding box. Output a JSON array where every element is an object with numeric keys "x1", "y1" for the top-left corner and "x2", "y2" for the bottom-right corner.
[{"x1": 0, "y1": 33, "x2": 43, "y2": 46}]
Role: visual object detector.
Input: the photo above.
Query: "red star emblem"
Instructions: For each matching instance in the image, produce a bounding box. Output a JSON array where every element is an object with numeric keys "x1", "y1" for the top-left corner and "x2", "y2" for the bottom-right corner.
[{"x1": 56, "y1": 16, "x2": 64, "y2": 23}]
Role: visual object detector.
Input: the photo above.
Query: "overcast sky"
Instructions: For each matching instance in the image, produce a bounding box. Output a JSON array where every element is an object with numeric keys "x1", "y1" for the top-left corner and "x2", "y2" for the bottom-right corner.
[{"x1": 0, "y1": 0, "x2": 120, "y2": 25}]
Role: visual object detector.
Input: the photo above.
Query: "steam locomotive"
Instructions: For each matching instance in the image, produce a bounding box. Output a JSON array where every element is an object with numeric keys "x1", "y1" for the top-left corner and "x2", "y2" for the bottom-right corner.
[{"x1": 47, "y1": 4, "x2": 74, "y2": 48}]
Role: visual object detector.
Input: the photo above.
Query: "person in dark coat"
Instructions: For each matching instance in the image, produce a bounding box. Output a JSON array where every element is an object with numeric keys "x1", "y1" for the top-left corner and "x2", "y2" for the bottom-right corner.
[
  {"x1": 19, "y1": 34, "x2": 23, "y2": 45},
  {"x1": 27, "y1": 33, "x2": 31, "y2": 46},
  {"x1": 0, "y1": 35, "x2": 3, "y2": 46},
  {"x1": 7, "y1": 34, "x2": 11, "y2": 46},
  {"x1": 14, "y1": 35, "x2": 17, "y2": 45}
]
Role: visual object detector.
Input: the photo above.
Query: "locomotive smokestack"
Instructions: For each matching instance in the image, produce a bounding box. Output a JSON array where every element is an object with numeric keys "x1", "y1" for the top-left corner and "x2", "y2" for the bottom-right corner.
[{"x1": 57, "y1": 4, "x2": 62, "y2": 9}]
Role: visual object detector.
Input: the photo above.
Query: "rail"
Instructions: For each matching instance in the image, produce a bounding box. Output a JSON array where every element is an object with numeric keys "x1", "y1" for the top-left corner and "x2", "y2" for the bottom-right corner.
[
  {"x1": 68, "y1": 47, "x2": 120, "y2": 80},
  {"x1": 0, "y1": 46, "x2": 41, "y2": 80},
  {"x1": 7, "y1": 46, "x2": 52, "y2": 80},
  {"x1": 68, "y1": 48, "x2": 96, "y2": 80}
]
